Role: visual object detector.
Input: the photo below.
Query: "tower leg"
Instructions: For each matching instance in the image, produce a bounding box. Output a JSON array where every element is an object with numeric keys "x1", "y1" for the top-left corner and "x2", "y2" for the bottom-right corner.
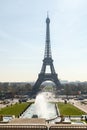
[{"x1": 31, "y1": 73, "x2": 61, "y2": 96}]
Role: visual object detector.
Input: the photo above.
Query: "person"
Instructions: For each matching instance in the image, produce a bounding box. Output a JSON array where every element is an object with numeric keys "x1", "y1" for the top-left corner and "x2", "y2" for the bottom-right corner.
[{"x1": 85, "y1": 116, "x2": 87, "y2": 121}]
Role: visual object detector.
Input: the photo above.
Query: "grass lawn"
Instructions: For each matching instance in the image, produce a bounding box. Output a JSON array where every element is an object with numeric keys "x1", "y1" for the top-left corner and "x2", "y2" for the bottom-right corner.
[
  {"x1": 57, "y1": 102, "x2": 86, "y2": 116},
  {"x1": 0, "y1": 102, "x2": 32, "y2": 117}
]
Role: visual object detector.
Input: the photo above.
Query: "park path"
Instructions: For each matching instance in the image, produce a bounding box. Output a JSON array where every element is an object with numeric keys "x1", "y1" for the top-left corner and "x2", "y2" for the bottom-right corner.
[
  {"x1": 0, "y1": 99, "x2": 19, "y2": 109},
  {"x1": 74, "y1": 101, "x2": 87, "y2": 114}
]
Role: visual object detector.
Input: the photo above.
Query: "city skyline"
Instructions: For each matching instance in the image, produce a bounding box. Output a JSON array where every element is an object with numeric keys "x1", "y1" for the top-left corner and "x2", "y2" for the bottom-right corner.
[{"x1": 0, "y1": 0, "x2": 87, "y2": 82}]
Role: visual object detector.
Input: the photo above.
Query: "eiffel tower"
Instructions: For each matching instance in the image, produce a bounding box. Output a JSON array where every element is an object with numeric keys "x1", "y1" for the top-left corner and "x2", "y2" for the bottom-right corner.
[{"x1": 32, "y1": 15, "x2": 60, "y2": 95}]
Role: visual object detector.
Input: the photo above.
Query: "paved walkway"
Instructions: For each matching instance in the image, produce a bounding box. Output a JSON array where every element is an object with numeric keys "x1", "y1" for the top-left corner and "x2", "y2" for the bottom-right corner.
[
  {"x1": 74, "y1": 101, "x2": 87, "y2": 114},
  {"x1": 69, "y1": 99, "x2": 87, "y2": 114},
  {"x1": 0, "y1": 99, "x2": 19, "y2": 109}
]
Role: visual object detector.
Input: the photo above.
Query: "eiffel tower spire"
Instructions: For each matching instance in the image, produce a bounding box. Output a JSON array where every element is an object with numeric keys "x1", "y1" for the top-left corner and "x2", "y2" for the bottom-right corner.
[{"x1": 44, "y1": 15, "x2": 51, "y2": 58}]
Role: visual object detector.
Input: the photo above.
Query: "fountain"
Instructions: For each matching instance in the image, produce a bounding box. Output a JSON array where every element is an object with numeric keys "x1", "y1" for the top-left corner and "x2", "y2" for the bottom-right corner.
[{"x1": 20, "y1": 92, "x2": 58, "y2": 121}]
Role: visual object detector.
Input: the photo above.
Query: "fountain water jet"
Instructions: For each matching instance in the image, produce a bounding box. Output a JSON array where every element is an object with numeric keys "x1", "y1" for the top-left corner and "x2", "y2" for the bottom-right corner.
[
  {"x1": 20, "y1": 92, "x2": 58, "y2": 120},
  {"x1": 34, "y1": 93, "x2": 49, "y2": 118}
]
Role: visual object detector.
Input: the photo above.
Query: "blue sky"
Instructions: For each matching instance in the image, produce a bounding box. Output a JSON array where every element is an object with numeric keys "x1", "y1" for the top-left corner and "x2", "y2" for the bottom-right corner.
[{"x1": 0, "y1": 0, "x2": 87, "y2": 82}]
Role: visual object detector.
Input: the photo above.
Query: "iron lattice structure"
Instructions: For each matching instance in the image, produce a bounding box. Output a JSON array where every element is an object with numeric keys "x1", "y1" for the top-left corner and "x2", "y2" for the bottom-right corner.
[{"x1": 32, "y1": 16, "x2": 61, "y2": 95}]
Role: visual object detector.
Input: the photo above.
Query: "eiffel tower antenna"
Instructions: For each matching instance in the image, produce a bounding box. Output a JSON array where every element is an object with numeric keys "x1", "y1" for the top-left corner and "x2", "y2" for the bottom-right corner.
[
  {"x1": 47, "y1": 11, "x2": 49, "y2": 17},
  {"x1": 32, "y1": 15, "x2": 61, "y2": 96}
]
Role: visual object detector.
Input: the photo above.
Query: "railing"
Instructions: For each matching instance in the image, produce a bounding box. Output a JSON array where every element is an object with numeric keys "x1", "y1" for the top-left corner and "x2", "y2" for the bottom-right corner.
[
  {"x1": 49, "y1": 125, "x2": 87, "y2": 130},
  {"x1": 0, "y1": 125, "x2": 48, "y2": 130},
  {"x1": 0, "y1": 124, "x2": 87, "y2": 130}
]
